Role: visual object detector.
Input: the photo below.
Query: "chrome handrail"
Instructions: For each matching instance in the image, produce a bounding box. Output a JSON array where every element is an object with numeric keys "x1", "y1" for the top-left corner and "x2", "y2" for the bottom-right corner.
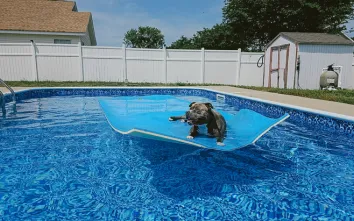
[
  {"x1": 0, "y1": 78, "x2": 16, "y2": 102},
  {"x1": 0, "y1": 79, "x2": 16, "y2": 116}
]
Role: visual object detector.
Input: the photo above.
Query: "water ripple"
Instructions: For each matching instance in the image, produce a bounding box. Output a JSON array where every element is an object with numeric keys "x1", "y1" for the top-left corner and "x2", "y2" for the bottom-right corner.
[{"x1": 0, "y1": 96, "x2": 354, "y2": 220}]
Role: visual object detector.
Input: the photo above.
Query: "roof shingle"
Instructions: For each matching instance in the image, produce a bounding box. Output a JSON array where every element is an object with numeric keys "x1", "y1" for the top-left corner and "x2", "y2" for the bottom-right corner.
[
  {"x1": 0, "y1": 0, "x2": 91, "y2": 34},
  {"x1": 280, "y1": 32, "x2": 354, "y2": 45}
]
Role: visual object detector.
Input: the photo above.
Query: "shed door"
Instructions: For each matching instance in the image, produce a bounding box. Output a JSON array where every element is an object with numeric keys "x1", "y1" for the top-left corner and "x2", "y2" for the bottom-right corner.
[
  {"x1": 268, "y1": 44, "x2": 290, "y2": 88},
  {"x1": 270, "y1": 49, "x2": 278, "y2": 88}
]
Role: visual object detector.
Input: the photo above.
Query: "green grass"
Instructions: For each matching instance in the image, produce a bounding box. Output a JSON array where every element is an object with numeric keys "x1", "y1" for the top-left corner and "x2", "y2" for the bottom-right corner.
[
  {"x1": 237, "y1": 86, "x2": 354, "y2": 105},
  {"x1": 3, "y1": 81, "x2": 354, "y2": 105}
]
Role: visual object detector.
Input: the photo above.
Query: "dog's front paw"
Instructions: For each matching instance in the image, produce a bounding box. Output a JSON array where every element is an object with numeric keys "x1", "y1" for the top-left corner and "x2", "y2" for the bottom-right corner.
[
  {"x1": 181, "y1": 119, "x2": 186, "y2": 123},
  {"x1": 217, "y1": 142, "x2": 225, "y2": 146},
  {"x1": 187, "y1": 136, "x2": 194, "y2": 139},
  {"x1": 168, "y1": 117, "x2": 173, "y2": 121}
]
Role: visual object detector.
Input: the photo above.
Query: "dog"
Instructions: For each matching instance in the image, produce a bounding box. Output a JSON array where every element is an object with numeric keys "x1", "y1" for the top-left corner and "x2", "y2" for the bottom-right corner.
[{"x1": 169, "y1": 102, "x2": 227, "y2": 146}]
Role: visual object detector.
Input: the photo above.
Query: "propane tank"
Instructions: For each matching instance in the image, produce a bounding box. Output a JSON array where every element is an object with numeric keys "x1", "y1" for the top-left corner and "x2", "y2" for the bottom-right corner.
[{"x1": 320, "y1": 64, "x2": 339, "y2": 90}]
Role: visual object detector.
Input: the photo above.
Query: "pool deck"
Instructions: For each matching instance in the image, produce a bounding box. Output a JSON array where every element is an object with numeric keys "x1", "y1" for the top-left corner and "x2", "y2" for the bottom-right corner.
[{"x1": 1, "y1": 86, "x2": 354, "y2": 117}]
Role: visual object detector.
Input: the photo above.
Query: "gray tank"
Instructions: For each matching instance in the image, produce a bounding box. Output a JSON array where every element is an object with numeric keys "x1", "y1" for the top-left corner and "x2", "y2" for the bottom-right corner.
[{"x1": 320, "y1": 64, "x2": 339, "y2": 89}]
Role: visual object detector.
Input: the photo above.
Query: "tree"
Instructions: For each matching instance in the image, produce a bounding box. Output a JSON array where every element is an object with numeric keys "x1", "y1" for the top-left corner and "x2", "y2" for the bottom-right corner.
[
  {"x1": 169, "y1": 24, "x2": 247, "y2": 50},
  {"x1": 168, "y1": 0, "x2": 354, "y2": 51},
  {"x1": 124, "y1": 26, "x2": 165, "y2": 49},
  {"x1": 169, "y1": 36, "x2": 195, "y2": 49},
  {"x1": 223, "y1": 0, "x2": 354, "y2": 51},
  {"x1": 191, "y1": 24, "x2": 247, "y2": 50}
]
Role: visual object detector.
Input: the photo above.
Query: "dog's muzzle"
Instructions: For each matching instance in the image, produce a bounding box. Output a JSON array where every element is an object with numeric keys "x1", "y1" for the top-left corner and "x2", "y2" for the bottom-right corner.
[{"x1": 186, "y1": 110, "x2": 208, "y2": 125}]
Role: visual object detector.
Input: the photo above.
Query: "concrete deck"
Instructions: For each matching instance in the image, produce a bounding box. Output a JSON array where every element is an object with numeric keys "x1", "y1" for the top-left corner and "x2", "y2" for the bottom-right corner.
[
  {"x1": 201, "y1": 86, "x2": 354, "y2": 117},
  {"x1": 1, "y1": 86, "x2": 354, "y2": 117}
]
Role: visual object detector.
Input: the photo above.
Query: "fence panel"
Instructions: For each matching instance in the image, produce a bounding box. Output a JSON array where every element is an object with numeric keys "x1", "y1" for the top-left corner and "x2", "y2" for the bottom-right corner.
[
  {"x1": 239, "y1": 53, "x2": 264, "y2": 86},
  {"x1": 126, "y1": 49, "x2": 164, "y2": 83},
  {"x1": 0, "y1": 43, "x2": 266, "y2": 86},
  {"x1": 204, "y1": 50, "x2": 239, "y2": 85},
  {"x1": 82, "y1": 46, "x2": 124, "y2": 82},
  {"x1": 0, "y1": 43, "x2": 34, "y2": 81},
  {"x1": 36, "y1": 44, "x2": 81, "y2": 81},
  {"x1": 166, "y1": 49, "x2": 201, "y2": 83}
]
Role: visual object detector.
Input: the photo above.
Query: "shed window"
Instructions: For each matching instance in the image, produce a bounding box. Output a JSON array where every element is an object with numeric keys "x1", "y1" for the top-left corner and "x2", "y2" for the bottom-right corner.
[{"x1": 54, "y1": 39, "x2": 72, "y2": 44}]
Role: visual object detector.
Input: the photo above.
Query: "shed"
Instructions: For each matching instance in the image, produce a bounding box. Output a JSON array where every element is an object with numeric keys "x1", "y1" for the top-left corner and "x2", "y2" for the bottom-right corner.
[{"x1": 263, "y1": 32, "x2": 354, "y2": 89}]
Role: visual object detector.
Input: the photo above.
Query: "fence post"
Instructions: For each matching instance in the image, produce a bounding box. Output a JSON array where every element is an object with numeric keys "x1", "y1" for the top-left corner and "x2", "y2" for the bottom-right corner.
[
  {"x1": 201, "y1": 48, "x2": 205, "y2": 84},
  {"x1": 30, "y1": 40, "x2": 39, "y2": 81},
  {"x1": 123, "y1": 44, "x2": 128, "y2": 83},
  {"x1": 78, "y1": 42, "x2": 84, "y2": 82},
  {"x1": 163, "y1": 46, "x2": 168, "y2": 84},
  {"x1": 235, "y1": 48, "x2": 242, "y2": 85}
]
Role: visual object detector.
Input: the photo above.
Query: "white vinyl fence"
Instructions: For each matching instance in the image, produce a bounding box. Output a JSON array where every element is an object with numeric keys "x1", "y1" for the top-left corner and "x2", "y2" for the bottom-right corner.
[{"x1": 0, "y1": 42, "x2": 265, "y2": 86}]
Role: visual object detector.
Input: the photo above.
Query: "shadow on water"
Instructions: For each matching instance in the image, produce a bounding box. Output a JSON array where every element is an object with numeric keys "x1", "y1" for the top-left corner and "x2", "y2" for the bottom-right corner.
[
  {"x1": 1, "y1": 102, "x2": 17, "y2": 119},
  {"x1": 139, "y1": 138, "x2": 293, "y2": 201}
]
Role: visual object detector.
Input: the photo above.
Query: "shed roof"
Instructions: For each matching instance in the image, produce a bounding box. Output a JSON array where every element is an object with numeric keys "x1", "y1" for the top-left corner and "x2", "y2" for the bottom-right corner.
[
  {"x1": 267, "y1": 32, "x2": 354, "y2": 48},
  {"x1": 0, "y1": 0, "x2": 97, "y2": 45}
]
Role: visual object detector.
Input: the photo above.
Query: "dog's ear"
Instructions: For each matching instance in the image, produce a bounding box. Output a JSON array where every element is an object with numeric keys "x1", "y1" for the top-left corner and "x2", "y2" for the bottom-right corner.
[
  {"x1": 204, "y1": 103, "x2": 214, "y2": 109},
  {"x1": 189, "y1": 102, "x2": 196, "y2": 107}
]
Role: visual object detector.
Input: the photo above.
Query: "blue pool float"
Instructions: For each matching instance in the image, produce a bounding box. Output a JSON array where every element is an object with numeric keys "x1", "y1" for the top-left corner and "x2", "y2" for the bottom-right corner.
[{"x1": 99, "y1": 95, "x2": 290, "y2": 151}]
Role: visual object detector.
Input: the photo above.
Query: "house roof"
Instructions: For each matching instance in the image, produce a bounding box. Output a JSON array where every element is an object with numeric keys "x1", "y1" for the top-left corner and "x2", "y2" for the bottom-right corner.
[
  {"x1": 0, "y1": 0, "x2": 97, "y2": 45},
  {"x1": 267, "y1": 32, "x2": 354, "y2": 48}
]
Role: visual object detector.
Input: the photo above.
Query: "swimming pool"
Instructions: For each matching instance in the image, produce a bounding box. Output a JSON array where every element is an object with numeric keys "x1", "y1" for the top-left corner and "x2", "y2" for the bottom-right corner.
[{"x1": 1, "y1": 88, "x2": 354, "y2": 220}]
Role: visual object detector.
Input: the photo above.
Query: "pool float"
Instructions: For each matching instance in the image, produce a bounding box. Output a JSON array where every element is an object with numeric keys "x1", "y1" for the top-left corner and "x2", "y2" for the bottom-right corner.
[{"x1": 99, "y1": 95, "x2": 289, "y2": 151}]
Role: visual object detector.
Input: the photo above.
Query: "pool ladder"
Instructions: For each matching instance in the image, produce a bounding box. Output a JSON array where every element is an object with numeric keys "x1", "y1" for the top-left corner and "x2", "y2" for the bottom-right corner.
[{"x1": 0, "y1": 79, "x2": 16, "y2": 116}]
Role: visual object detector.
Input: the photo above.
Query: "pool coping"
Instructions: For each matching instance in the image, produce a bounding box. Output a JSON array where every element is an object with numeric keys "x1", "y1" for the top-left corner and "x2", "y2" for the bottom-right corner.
[{"x1": 2, "y1": 86, "x2": 354, "y2": 124}]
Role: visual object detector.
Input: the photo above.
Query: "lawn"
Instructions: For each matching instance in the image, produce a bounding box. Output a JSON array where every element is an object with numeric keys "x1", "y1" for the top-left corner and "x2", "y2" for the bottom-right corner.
[
  {"x1": 237, "y1": 86, "x2": 354, "y2": 105},
  {"x1": 2, "y1": 81, "x2": 354, "y2": 105}
]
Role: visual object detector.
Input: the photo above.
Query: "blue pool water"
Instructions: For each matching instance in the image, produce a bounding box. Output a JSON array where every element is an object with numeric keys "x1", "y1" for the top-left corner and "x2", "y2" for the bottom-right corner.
[{"x1": 0, "y1": 95, "x2": 354, "y2": 220}]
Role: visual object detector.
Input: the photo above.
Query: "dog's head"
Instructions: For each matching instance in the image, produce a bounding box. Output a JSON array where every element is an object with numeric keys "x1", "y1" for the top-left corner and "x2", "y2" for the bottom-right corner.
[{"x1": 185, "y1": 102, "x2": 214, "y2": 125}]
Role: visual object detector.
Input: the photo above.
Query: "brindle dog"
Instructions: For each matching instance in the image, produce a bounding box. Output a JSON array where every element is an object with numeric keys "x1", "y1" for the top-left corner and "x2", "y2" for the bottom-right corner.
[{"x1": 169, "y1": 102, "x2": 227, "y2": 146}]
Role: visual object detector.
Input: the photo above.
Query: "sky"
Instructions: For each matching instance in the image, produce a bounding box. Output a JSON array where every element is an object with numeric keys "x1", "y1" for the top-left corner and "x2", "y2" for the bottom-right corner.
[
  {"x1": 74, "y1": 0, "x2": 354, "y2": 47},
  {"x1": 74, "y1": 0, "x2": 224, "y2": 47}
]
